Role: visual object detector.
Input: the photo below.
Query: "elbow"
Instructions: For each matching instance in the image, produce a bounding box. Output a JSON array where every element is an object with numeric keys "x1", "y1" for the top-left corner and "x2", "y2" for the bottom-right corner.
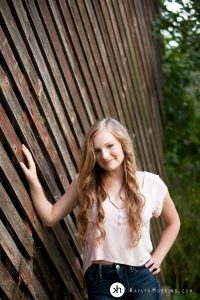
[
  {"x1": 42, "y1": 218, "x2": 56, "y2": 227},
  {"x1": 166, "y1": 215, "x2": 181, "y2": 236},
  {"x1": 40, "y1": 208, "x2": 56, "y2": 227},
  {"x1": 43, "y1": 222, "x2": 54, "y2": 227},
  {"x1": 174, "y1": 215, "x2": 181, "y2": 236},
  {"x1": 174, "y1": 210, "x2": 181, "y2": 231},
  {"x1": 177, "y1": 216, "x2": 181, "y2": 232},
  {"x1": 176, "y1": 212, "x2": 181, "y2": 228}
]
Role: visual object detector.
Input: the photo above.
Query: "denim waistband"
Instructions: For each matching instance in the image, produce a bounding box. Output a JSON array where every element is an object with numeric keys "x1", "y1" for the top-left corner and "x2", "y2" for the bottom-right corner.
[
  {"x1": 91, "y1": 263, "x2": 146, "y2": 270},
  {"x1": 88, "y1": 263, "x2": 147, "y2": 279}
]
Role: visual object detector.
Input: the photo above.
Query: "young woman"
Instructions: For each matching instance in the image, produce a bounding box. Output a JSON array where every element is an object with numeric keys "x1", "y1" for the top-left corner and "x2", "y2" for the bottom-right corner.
[{"x1": 20, "y1": 118, "x2": 180, "y2": 299}]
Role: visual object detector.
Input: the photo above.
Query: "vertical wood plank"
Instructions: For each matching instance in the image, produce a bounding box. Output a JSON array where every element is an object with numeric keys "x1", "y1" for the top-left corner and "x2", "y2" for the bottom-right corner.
[{"x1": 0, "y1": 0, "x2": 166, "y2": 297}]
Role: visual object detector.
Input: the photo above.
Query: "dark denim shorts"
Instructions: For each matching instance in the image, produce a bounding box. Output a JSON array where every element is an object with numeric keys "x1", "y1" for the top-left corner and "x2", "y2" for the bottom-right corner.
[{"x1": 85, "y1": 263, "x2": 161, "y2": 299}]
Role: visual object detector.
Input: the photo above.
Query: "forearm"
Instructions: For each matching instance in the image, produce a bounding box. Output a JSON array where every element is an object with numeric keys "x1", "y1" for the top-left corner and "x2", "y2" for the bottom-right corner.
[
  {"x1": 29, "y1": 179, "x2": 53, "y2": 226},
  {"x1": 153, "y1": 222, "x2": 180, "y2": 263},
  {"x1": 146, "y1": 192, "x2": 180, "y2": 274}
]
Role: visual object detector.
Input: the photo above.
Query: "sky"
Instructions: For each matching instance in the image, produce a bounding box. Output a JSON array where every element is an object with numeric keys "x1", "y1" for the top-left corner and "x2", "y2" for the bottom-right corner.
[
  {"x1": 165, "y1": 0, "x2": 190, "y2": 13},
  {"x1": 163, "y1": 0, "x2": 193, "y2": 48}
]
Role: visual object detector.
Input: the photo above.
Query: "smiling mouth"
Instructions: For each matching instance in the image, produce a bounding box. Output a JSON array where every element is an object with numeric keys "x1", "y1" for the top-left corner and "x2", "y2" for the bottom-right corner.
[{"x1": 103, "y1": 159, "x2": 114, "y2": 164}]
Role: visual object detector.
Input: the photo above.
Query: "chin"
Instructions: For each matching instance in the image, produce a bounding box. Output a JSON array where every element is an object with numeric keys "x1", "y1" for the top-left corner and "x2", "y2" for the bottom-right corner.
[{"x1": 105, "y1": 165, "x2": 118, "y2": 171}]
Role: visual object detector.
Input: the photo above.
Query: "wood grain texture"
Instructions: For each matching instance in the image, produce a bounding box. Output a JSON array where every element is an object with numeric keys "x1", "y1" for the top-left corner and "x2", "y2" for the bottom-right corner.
[{"x1": 0, "y1": 0, "x2": 165, "y2": 298}]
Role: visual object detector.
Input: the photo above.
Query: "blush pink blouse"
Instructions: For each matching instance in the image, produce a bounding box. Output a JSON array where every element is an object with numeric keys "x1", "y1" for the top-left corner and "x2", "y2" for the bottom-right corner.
[{"x1": 76, "y1": 171, "x2": 168, "y2": 273}]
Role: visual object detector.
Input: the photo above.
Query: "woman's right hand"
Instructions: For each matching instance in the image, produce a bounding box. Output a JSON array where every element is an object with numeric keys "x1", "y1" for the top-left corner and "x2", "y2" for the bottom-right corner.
[
  {"x1": 20, "y1": 145, "x2": 79, "y2": 226},
  {"x1": 20, "y1": 144, "x2": 38, "y2": 185}
]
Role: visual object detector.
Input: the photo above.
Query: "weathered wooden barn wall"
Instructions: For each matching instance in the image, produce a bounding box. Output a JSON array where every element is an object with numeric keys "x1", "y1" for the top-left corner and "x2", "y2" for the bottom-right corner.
[{"x1": 0, "y1": 0, "x2": 165, "y2": 299}]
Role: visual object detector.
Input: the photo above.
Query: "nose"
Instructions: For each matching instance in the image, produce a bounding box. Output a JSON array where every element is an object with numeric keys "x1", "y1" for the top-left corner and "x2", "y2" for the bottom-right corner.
[{"x1": 101, "y1": 149, "x2": 109, "y2": 160}]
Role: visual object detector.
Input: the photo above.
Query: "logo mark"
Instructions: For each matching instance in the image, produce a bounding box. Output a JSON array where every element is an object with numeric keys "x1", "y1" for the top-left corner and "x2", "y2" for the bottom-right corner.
[{"x1": 110, "y1": 282, "x2": 125, "y2": 297}]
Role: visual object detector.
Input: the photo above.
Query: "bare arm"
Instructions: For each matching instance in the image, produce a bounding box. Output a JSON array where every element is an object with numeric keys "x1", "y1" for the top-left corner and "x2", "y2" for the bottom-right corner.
[
  {"x1": 20, "y1": 144, "x2": 79, "y2": 226},
  {"x1": 145, "y1": 192, "x2": 180, "y2": 274}
]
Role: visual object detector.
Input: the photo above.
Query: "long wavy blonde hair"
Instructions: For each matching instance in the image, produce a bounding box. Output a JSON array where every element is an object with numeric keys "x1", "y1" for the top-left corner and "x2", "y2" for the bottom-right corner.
[{"x1": 77, "y1": 118, "x2": 145, "y2": 246}]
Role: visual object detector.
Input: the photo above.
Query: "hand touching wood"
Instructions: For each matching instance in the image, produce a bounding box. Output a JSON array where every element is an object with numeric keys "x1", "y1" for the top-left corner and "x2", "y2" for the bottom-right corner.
[{"x1": 20, "y1": 144, "x2": 38, "y2": 184}]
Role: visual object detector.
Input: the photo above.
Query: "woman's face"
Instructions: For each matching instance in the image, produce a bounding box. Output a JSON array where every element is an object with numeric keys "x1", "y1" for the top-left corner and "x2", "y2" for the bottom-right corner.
[{"x1": 93, "y1": 130, "x2": 125, "y2": 172}]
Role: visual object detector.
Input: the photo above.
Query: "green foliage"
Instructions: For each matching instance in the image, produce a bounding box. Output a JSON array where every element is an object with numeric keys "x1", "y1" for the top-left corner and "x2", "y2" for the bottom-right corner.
[
  {"x1": 153, "y1": 0, "x2": 200, "y2": 295},
  {"x1": 172, "y1": 292, "x2": 200, "y2": 300}
]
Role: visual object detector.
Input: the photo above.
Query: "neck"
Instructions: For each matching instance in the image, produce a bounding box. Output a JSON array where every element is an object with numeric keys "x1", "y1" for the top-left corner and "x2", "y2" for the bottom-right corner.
[{"x1": 106, "y1": 165, "x2": 125, "y2": 185}]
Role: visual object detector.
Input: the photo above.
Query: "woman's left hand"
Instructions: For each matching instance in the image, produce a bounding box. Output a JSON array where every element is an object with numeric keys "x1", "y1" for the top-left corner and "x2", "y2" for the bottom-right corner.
[{"x1": 145, "y1": 257, "x2": 161, "y2": 275}]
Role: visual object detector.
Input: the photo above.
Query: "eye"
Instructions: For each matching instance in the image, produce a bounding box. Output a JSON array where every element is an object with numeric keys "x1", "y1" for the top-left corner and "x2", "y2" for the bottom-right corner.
[
  {"x1": 107, "y1": 144, "x2": 114, "y2": 149},
  {"x1": 95, "y1": 149, "x2": 101, "y2": 154}
]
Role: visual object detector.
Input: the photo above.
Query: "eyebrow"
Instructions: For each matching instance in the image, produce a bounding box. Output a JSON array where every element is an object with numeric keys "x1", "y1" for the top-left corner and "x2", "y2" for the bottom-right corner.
[{"x1": 94, "y1": 140, "x2": 115, "y2": 150}]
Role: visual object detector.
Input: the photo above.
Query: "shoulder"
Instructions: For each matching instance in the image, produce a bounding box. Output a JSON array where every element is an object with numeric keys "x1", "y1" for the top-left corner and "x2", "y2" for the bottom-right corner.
[
  {"x1": 142, "y1": 171, "x2": 163, "y2": 181},
  {"x1": 144, "y1": 171, "x2": 159, "y2": 182},
  {"x1": 145, "y1": 172, "x2": 168, "y2": 197},
  {"x1": 140, "y1": 172, "x2": 168, "y2": 217},
  {"x1": 139, "y1": 171, "x2": 168, "y2": 189},
  {"x1": 136, "y1": 170, "x2": 159, "y2": 183}
]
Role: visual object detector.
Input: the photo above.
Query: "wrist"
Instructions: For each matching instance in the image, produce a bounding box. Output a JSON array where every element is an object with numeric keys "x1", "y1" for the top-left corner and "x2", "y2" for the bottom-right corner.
[
  {"x1": 29, "y1": 177, "x2": 40, "y2": 188},
  {"x1": 151, "y1": 252, "x2": 165, "y2": 264}
]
